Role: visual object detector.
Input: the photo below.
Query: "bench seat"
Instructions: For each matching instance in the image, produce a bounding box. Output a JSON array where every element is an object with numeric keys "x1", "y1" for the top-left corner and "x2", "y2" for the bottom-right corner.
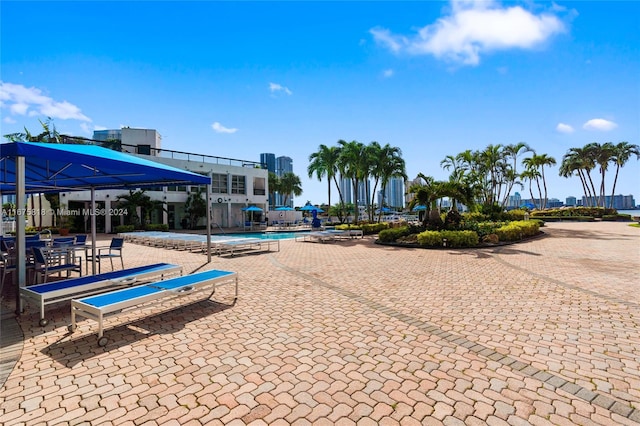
[{"x1": 70, "y1": 269, "x2": 238, "y2": 346}]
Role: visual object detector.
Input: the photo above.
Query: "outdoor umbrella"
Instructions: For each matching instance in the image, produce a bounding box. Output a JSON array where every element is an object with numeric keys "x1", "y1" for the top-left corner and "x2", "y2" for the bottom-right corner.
[
  {"x1": 412, "y1": 205, "x2": 427, "y2": 211},
  {"x1": 274, "y1": 206, "x2": 294, "y2": 211},
  {"x1": 242, "y1": 205, "x2": 264, "y2": 222},
  {"x1": 300, "y1": 205, "x2": 324, "y2": 213}
]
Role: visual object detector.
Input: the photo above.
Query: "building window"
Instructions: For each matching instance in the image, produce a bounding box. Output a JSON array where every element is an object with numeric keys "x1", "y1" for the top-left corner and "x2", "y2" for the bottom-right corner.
[
  {"x1": 231, "y1": 175, "x2": 246, "y2": 195},
  {"x1": 253, "y1": 177, "x2": 266, "y2": 196},
  {"x1": 211, "y1": 173, "x2": 228, "y2": 194}
]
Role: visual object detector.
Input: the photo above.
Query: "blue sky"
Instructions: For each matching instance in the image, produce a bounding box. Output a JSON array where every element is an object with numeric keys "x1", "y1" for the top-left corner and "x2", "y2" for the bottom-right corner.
[{"x1": 2, "y1": 1, "x2": 639, "y2": 206}]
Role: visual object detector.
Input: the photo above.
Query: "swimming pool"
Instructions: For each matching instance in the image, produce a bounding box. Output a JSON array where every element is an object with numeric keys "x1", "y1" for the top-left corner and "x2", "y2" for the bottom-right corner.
[{"x1": 220, "y1": 232, "x2": 307, "y2": 240}]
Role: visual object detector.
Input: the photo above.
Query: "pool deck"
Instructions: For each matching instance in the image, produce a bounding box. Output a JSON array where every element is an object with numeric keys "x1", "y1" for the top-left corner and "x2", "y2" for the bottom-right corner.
[{"x1": 1, "y1": 221, "x2": 639, "y2": 425}]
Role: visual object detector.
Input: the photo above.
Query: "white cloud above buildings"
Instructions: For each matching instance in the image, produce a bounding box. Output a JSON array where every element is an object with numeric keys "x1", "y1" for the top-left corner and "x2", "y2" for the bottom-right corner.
[
  {"x1": 211, "y1": 121, "x2": 238, "y2": 134},
  {"x1": 556, "y1": 122, "x2": 574, "y2": 134},
  {"x1": 383, "y1": 69, "x2": 394, "y2": 78},
  {"x1": 583, "y1": 118, "x2": 617, "y2": 131},
  {"x1": 370, "y1": 0, "x2": 566, "y2": 65},
  {"x1": 0, "y1": 81, "x2": 91, "y2": 121},
  {"x1": 269, "y1": 82, "x2": 292, "y2": 96}
]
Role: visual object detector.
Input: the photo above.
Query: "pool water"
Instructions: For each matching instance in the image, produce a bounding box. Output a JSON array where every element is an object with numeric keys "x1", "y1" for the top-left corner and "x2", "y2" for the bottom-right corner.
[{"x1": 221, "y1": 232, "x2": 307, "y2": 240}]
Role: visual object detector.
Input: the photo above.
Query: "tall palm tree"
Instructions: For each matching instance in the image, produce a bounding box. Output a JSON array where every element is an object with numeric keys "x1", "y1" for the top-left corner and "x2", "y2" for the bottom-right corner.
[
  {"x1": 375, "y1": 144, "x2": 406, "y2": 222},
  {"x1": 585, "y1": 142, "x2": 614, "y2": 207},
  {"x1": 278, "y1": 172, "x2": 303, "y2": 207},
  {"x1": 520, "y1": 168, "x2": 540, "y2": 209},
  {"x1": 502, "y1": 142, "x2": 531, "y2": 207},
  {"x1": 560, "y1": 151, "x2": 592, "y2": 207},
  {"x1": 268, "y1": 172, "x2": 280, "y2": 208},
  {"x1": 609, "y1": 141, "x2": 640, "y2": 208},
  {"x1": 524, "y1": 153, "x2": 556, "y2": 209},
  {"x1": 308, "y1": 144, "x2": 342, "y2": 210},
  {"x1": 337, "y1": 140, "x2": 368, "y2": 223}
]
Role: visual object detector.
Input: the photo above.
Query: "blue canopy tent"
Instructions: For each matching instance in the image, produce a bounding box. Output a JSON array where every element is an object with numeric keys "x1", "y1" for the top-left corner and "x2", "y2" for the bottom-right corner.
[{"x1": 1, "y1": 142, "x2": 212, "y2": 313}]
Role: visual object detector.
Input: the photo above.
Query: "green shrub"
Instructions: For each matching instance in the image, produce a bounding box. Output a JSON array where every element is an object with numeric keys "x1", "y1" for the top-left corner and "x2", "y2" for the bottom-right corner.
[
  {"x1": 461, "y1": 220, "x2": 508, "y2": 238},
  {"x1": 531, "y1": 207, "x2": 615, "y2": 218},
  {"x1": 494, "y1": 220, "x2": 539, "y2": 242},
  {"x1": 503, "y1": 209, "x2": 528, "y2": 221},
  {"x1": 602, "y1": 214, "x2": 632, "y2": 222},
  {"x1": 417, "y1": 230, "x2": 479, "y2": 247},
  {"x1": 336, "y1": 222, "x2": 388, "y2": 235},
  {"x1": 378, "y1": 226, "x2": 410, "y2": 243},
  {"x1": 461, "y1": 212, "x2": 489, "y2": 222},
  {"x1": 114, "y1": 224, "x2": 135, "y2": 234}
]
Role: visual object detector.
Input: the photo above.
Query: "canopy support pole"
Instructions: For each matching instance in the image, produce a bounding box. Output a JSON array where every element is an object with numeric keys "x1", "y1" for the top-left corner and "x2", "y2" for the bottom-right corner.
[
  {"x1": 90, "y1": 188, "x2": 97, "y2": 275},
  {"x1": 14, "y1": 156, "x2": 26, "y2": 316},
  {"x1": 206, "y1": 176, "x2": 212, "y2": 263}
]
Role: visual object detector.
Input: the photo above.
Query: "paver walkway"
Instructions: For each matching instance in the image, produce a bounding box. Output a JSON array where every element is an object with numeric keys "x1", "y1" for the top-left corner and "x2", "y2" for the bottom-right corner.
[{"x1": 0, "y1": 222, "x2": 639, "y2": 425}]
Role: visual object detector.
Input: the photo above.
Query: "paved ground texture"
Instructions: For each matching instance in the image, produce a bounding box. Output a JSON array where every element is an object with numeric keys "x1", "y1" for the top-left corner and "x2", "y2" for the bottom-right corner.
[{"x1": 1, "y1": 221, "x2": 639, "y2": 425}]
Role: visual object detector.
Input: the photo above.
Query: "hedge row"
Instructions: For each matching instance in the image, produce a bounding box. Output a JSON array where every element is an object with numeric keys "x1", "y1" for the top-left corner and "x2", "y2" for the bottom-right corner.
[
  {"x1": 335, "y1": 222, "x2": 389, "y2": 235},
  {"x1": 416, "y1": 230, "x2": 479, "y2": 247},
  {"x1": 494, "y1": 220, "x2": 540, "y2": 241}
]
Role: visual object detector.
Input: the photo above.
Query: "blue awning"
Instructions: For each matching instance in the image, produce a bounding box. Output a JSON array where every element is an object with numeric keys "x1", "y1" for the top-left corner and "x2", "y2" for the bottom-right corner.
[{"x1": 0, "y1": 141, "x2": 210, "y2": 194}]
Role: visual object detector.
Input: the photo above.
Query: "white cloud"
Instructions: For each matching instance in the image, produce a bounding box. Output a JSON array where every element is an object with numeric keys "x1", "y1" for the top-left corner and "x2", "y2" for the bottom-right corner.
[
  {"x1": 383, "y1": 69, "x2": 394, "y2": 78},
  {"x1": 3, "y1": 116, "x2": 16, "y2": 124},
  {"x1": 583, "y1": 118, "x2": 617, "y2": 131},
  {"x1": 79, "y1": 123, "x2": 94, "y2": 135},
  {"x1": 556, "y1": 123, "x2": 574, "y2": 133},
  {"x1": 0, "y1": 81, "x2": 91, "y2": 121},
  {"x1": 371, "y1": 0, "x2": 565, "y2": 66},
  {"x1": 211, "y1": 122, "x2": 238, "y2": 134},
  {"x1": 269, "y1": 82, "x2": 292, "y2": 96}
]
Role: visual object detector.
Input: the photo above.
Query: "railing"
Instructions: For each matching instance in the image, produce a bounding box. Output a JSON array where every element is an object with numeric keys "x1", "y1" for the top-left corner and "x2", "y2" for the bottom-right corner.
[
  {"x1": 63, "y1": 136, "x2": 264, "y2": 169},
  {"x1": 120, "y1": 144, "x2": 263, "y2": 168}
]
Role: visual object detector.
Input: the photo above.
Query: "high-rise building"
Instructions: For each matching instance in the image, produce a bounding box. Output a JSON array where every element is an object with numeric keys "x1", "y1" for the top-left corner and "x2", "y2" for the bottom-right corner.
[
  {"x1": 276, "y1": 156, "x2": 293, "y2": 176},
  {"x1": 339, "y1": 177, "x2": 351, "y2": 204},
  {"x1": 384, "y1": 177, "x2": 405, "y2": 209},
  {"x1": 260, "y1": 153, "x2": 276, "y2": 174},
  {"x1": 565, "y1": 196, "x2": 577, "y2": 207}
]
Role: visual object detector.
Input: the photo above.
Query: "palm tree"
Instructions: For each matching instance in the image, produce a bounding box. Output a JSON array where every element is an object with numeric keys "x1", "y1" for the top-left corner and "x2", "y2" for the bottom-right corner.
[
  {"x1": 375, "y1": 144, "x2": 406, "y2": 222},
  {"x1": 268, "y1": 172, "x2": 280, "y2": 208},
  {"x1": 520, "y1": 168, "x2": 540, "y2": 209},
  {"x1": 502, "y1": 142, "x2": 531, "y2": 207},
  {"x1": 585, "y1": 142, "x2": 614, "y2": 207},
  {"x1": 609, "y1": 141, "x2": 640, "y2": 208},
  {"x1": 278, "y1": 172, "x2": 303, "y2": 207},
  {"x1": 409, "y1": 174, "x2": 447, "y2": 226},
  {"x1": 307, "y1": 144, "x2": 342, "y2": 211},
  {"x1": 524, "y1": 153, "x2": 556, "y2": 209},
  {"x1": 337, "y1": 140, "x2": 368, "y2": 223},
  {"x1": 560, "y1": 148, "x2": 593, "y2": 207},
  {"x1": 115, "y1": 189, "x2": 164, "y2": 228},
  {"x1": 4, "y1": 118, "x2": 63, "y2": 228},
  {"x1": 184, "y1": 188, "x2": 207, "y2": 229}
]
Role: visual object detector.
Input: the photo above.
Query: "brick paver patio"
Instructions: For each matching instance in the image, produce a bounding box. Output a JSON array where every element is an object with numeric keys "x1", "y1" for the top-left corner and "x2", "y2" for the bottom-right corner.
[{"x1": 1, "y1": 221, "x2": 639, "y2": 425}]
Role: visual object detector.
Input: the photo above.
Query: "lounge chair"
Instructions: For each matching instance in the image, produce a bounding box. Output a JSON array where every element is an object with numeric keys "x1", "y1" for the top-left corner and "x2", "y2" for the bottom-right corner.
[
  {"x1": 69, "y1": 269, "x2": 238, "y2": 346},
  {"x1": 20, "y1": 262, "x2": 183, "y2": 326}
]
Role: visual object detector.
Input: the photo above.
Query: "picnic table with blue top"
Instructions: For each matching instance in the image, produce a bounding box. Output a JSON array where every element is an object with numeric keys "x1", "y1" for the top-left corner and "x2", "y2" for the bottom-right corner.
[
  {"x1": 20, "y1": 263, "x2": 183, "y2": 326},
  {"x1": 69, "y1": 268, "x2": 238, "y2": 346}
]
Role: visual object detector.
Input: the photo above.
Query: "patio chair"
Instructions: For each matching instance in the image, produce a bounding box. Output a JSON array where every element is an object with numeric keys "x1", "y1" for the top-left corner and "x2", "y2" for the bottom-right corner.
[
  {"x1": 86, "y1": 237, "x2": 125, "y2": 274},
  {"x1": 32, "y1": 246, "x2": 82, "y2": 284}
]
